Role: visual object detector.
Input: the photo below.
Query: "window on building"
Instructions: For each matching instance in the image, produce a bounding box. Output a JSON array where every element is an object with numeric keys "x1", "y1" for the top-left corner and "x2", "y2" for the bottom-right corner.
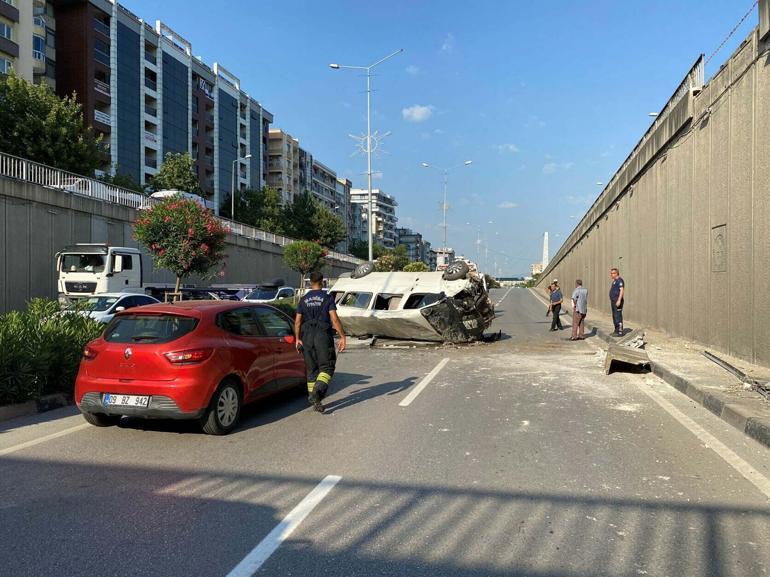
[
  {"x1": 0, "y1": 21, "x2": 12, "y2": 41},
  {"x1": 46, "y1": 29, "x2": 55, "y2": 49},
  {"x1": 33, "y1": 35, "x2": 45, "y2": 60},
  {"x1": 0, "y1": 57, "x2": 10, "y2": 75}
]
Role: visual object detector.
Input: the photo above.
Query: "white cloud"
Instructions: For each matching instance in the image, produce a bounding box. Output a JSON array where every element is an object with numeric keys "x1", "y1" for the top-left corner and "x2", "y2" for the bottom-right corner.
[
  {"x1": 402, "y1": 104, "x2": 435, "y2": 123},
  {"x1": 405, "y1": 65, "x2": 420, "y2": 76},
  {"x1": 440, "y1": 33, "x2": 455, "y2": 53},
  {"x1": 542, "y1": 161, "x2": 574, "y2": 175},
  {"x1": 497, "y1": 201, "x2": 518, "y2": 209},
  {"x1": 495, "y1": 143, "x2": 520, "y2": 154}
]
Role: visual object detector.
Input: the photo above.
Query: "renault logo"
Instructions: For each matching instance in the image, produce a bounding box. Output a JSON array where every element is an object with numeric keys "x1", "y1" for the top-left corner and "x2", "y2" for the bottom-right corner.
[{"x1": 124, "y1": 347, "x2": 133, "y2": 360}]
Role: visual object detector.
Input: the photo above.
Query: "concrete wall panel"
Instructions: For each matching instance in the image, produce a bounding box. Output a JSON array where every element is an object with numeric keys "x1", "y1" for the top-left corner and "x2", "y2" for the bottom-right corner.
[
  {"x1": 539, "y1": 30, "x2": 770, "y2": 366},
  {"x1": 0, "y1": 181, "x2": 356, "y2": 313},
  {"x1": 728, "y1": 66, "x2": 755, "y2": 359}
]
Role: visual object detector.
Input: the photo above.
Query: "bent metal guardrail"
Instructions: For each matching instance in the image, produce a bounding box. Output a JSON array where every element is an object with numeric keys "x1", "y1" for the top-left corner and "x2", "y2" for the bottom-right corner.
[{"x1": 0, "y1": 151, "x2": 362, "y2": 265}]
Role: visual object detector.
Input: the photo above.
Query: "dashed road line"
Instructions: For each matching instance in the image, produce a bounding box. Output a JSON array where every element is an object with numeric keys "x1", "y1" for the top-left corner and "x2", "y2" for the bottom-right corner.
[
  {"x1": 0, "y1": 423, "x2": 90, "y2": 457},
  {"x1": 495, "y1": 287, "x2": 514, "y2": 307},
  {"x1": 399, "y1": 358, "x2": 450, "y2": 407},
  {"x1": 226, "y1": 475, "x2": 342, "y2": 577}
]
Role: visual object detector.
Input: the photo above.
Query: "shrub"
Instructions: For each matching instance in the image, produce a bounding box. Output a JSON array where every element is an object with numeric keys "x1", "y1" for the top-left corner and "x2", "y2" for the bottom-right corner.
[
  {"x1": 403, "y1": 261, "x2": 429, "y2": 272},
  {"x1": 272, "y1": 299, "x2": 297, "y2": 319},
  {"x1": 134, "y1": 196, "x2": 229, "y2": 293},
  {"x1": 0, "y1": 299, "x2": 103, "y2": 405}
]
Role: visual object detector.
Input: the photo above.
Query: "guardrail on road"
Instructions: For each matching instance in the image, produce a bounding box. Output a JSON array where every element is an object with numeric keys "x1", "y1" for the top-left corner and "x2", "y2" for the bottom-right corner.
[{"x1": 0, "y1": 151, "x2": 362, "y2": 265}]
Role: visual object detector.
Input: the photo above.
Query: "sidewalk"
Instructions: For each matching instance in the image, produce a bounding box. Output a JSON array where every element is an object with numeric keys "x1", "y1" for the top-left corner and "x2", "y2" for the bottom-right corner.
[{"x1": 528, "y1": 288, "x2": 770, "y2": 449}]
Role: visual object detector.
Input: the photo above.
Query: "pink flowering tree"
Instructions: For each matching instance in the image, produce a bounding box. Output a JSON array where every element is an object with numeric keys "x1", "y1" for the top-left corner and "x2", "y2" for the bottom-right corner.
[{"x1": 134, "y1": 197, "x2": 228, "y2": 295}]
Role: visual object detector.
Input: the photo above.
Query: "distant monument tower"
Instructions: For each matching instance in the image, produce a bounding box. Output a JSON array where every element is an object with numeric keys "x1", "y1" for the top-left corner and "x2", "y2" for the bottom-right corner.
[{"x1": 542, "y1": 232, "x2": 549, "y2": 268}]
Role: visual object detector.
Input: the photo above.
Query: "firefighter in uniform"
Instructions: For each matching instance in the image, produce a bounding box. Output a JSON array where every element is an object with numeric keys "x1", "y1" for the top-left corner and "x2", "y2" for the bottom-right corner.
[{"x1": 294, "y1": 271, "x2": 346, "y2": 413}]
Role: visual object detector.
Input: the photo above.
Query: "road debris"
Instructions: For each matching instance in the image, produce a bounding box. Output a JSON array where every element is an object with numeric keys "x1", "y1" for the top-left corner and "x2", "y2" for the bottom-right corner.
[{"x1": 703, "y1": 350, "x2": 770, "y2": 400}]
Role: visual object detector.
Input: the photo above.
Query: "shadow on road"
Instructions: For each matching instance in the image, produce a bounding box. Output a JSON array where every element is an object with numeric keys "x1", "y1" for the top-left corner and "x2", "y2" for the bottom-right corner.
[
  {"x1": 0, "y1": 459, "x2": 767, "y2": 576},
  {"x1": 323, "y1": 376, "x2": 418, "y2": 414}
]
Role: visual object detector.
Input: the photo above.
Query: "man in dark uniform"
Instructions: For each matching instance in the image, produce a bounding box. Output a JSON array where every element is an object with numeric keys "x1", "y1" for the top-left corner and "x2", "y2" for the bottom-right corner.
[
  {"x1": 609, "y1": 267, "x2": 625, "y2": 336},
  {"x1": 294, "y1": 271, "x2": 346, "y2": 413}
]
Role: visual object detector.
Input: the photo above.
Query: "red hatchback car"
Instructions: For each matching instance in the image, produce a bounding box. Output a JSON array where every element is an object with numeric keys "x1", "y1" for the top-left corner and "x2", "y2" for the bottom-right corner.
[{"x1": 75, "y1": 301, "x2": 306, "y2": 434}]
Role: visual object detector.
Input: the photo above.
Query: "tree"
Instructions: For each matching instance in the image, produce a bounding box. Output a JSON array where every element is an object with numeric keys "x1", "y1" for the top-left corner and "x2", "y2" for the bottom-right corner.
[
  {"x1": 349, "y1": 240, "x2": 388, "y2": 261},
  {"x1": 220, "y1": 186, "x2": 283, "y2": 231},
  {"x1": 403, "y1": 261, "x2": 429, "y2": 272},
  {"x1": 279, "y1": 192, "x2": 317, "y2": 239},
  {"x1": 312, "y1": 205, "x2": 346, "y2": 248},
  {"x1": 133, "y1": 196, "x2": 228, "y2": 294},
  {"x1": 152, "y1": 152, "x2": 201, "y2": 194},
  {"x1": 0, "y1": 70, "x2": 101, "y2": 175},
  {"x1": 283, "y1": 240, "x2": 327, "y2": 291},
  {"x1": 375, "y1": 245, "x2": 409, "y2": 272}
]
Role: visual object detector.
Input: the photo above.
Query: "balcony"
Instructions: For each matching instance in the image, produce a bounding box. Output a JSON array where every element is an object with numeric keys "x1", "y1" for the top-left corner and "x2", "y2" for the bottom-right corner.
[
  {"x1": 94, "y1": 78, "x2": 110, "y2": 96},
  {"x1": 144, "y1": 52, "x2": 156, "y2": 65},
  {"x1": 94, "y1": 110, "x2": 111, "y2": 126},
  {"x1": 94, "y1": 18, "x2": 110, "y2": 37},
  {"x1": 144, "y1": 106, "x2": 157, "y2": 117},
  {"x1": 144, "y1": 131, "x2": 158, "y2": 144},
  {"x1": 145, "y1": 157, "x2": 157, "y2": 168},
  {"x1": 144, "y1": 77, "x2": 157, "y2": 91},
  {"x1": 33, "y1": 15, "x2": 45, "y2": 28},
  {"x1": 94, "y1": 48, "x2": 109, "y2": 66}
]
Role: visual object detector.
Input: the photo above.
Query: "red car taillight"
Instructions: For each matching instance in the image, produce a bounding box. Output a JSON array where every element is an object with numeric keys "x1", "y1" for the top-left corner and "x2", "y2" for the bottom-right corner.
[
  {"x1": 82, "y1": 345, "x2": 98, "y2": 360},
  {"x1": 164, "y1": 348, "x2": 213, "y2": 364}
]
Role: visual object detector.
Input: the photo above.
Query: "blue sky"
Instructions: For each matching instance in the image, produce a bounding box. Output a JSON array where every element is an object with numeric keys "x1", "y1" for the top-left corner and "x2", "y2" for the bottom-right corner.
[{"x1": 125, "y1": 0, "x2": 758, "y2": 275}]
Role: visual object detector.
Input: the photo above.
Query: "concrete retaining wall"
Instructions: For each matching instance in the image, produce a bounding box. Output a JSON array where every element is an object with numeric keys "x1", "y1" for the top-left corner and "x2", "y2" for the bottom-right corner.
[
  {"x1": 539, "y1": 29, "x2": 770, "y2": 367},
  {"x1": 0, "y1": 178, "x2": 355, "y2": 313}
]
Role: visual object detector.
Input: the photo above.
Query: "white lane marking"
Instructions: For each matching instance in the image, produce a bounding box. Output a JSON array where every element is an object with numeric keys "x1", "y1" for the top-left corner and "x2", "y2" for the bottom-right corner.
[
  {"x1": 0, "y1": 423, "x2": 90, "y2": 457},
  {"x1": 399, "y1": 358, "x2": 450, "y2": 407},
  {"x1": 226, "y1": 475, "x2": 342, "y2": 577},
  {"x1": 637, "y1": 384, "x2": 770, "y2": 500},
  {"x1": 495, "y1": 287, "x2": 514, "y2": 307}
]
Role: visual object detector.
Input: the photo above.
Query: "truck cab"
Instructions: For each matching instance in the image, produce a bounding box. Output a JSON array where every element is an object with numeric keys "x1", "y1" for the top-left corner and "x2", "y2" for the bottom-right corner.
[{"x1": 57, "y1": 244, "x2": 142, "y2": 303}]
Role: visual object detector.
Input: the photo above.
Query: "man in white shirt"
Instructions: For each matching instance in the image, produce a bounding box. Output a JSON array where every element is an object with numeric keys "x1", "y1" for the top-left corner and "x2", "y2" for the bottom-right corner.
[{"x1": 571, "y1": 279, "x2": 588, "y2": 341}]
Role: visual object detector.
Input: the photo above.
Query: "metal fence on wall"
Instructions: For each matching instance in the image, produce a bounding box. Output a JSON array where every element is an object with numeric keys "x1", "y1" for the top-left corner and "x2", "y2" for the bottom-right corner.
[{"x1": 0, "y1": 151, "x2": 362, "y2": 265}]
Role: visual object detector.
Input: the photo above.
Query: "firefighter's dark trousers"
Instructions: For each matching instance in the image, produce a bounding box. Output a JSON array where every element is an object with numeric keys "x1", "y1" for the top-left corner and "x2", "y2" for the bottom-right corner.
[{"x1": 302, "y1": 320, "x2": 336, "y2": 400}]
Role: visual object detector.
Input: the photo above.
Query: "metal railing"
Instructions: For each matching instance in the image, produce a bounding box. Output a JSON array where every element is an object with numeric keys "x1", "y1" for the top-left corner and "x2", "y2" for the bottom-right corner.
[
  {"x1": 94, "y1": 110, "x2": 111, "y2": 125},
  {"x1": 94, "y1": 78, "x2": 110, "y2": 95},
  {"x1": 0, "y1": 151, "x2": 363, "y2": 265},
  {"x1": 93, "y1": 18, "x2": 110, "y2": 37}
]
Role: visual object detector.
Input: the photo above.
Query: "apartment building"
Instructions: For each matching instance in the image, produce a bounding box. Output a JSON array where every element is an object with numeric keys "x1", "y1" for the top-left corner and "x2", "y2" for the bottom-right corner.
[
  {"x1": 311, "y1": 159, "x2": 336, "y2": 210},
  {"x1": 297, "y1": 146, "x2": 313, "y2": 197},
  {"x1": 51, "y1": 0, "x2": 272, "y2": 213},
  {"x1": 335, "y1": 177, "x2": 351, "y2": 253},
  {"x1": 396, "y1": 227, "x2": 432, "y2": 266},
  {"x1": 1, "y1": 0, "x2": 56, "y2": 87},
  {"x1": 267, "y1": 129, "x2": 300, "y2": 204},
  {"x1": 350, "y1": 188, "x2": 398, "y2": 249}
]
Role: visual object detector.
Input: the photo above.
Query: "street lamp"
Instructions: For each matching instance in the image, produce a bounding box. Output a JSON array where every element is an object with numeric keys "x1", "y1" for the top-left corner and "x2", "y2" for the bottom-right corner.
[
  {"x1": 330, "y1": 48, "x2": 403, "y2": 261},
  {"x1": 231, "y1": 153, "x2": 252, "y2": 221},
  {"x1": 421, "y1": 160, "x2": 473, "y2": 250}
]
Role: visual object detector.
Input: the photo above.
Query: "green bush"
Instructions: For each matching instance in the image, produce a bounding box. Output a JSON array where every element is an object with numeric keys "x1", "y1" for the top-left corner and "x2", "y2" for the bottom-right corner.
[
  {"x1": 0, "y1": 299, "x2": 104, "y2": 405},
  {"x1": 271, "y1": 299, "x2": 297, "y2": 319}
]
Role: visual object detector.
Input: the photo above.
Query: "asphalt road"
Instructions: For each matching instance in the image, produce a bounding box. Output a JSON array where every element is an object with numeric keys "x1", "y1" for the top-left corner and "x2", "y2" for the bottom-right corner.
[{"x1": 1, "y1": 288, "x2": 769, "y2": 577}]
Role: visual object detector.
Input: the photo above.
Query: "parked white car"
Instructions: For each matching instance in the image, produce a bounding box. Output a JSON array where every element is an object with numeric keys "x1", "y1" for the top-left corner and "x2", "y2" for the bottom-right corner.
[
  {"x1": 62, "y1": 292, "x2": 159, "y2": 324},
  {"x1": 242, "y1": 285, "x2": 296, "y2": 303}
]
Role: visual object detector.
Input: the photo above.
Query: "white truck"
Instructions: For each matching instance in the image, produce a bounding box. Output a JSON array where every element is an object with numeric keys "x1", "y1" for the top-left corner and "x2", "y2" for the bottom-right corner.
[{"x1": 56, "y1": 244, "x2": 143, "y2": 303}]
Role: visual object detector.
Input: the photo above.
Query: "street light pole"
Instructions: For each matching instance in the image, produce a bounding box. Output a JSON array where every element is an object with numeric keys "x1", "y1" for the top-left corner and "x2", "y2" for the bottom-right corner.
[
  {"x1": 330, "y1": 49, "x2": 403, "y2": 262},
  {"x1": 231, "y1": 153, "x2": 251, "y2": 221},
  {"x1": 421, "y1": 160, "x2": 472, "y2": 251}
]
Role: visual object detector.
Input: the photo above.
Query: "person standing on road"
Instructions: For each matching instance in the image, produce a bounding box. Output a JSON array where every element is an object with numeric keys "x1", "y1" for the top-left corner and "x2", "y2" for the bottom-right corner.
[
  {"x1": 549, "y1": 281, "x2": 563, "y2": 331},
  {"x1": 294, "y1": 271, "x2": 346, "y2": 414},
  {"x1": 609, "y1": 267, "x2": 625, "y2": 336},
  {"x1": 571, "y1": 279, "x2": 588, "y2": 341}
]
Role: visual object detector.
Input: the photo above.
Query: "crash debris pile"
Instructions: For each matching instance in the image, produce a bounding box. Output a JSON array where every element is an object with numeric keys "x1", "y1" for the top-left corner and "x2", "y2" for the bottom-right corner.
[{"x1": 604, "y1": 328, "x2": 651, "y2": 374}]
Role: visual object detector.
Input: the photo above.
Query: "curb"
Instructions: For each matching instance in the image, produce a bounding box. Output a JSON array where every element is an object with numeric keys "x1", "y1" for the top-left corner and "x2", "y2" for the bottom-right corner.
[
  {"x1": 527, "y1": 288, "x2": 770, "y2": 450},
  {"x1": 0, "y1": 393, "x2": 71, "y2": 424}
]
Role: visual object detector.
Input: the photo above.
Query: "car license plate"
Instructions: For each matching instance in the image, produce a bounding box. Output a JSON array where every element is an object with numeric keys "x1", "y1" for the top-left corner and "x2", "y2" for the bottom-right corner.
[{"x1": 103, "y1": 393, "x2": 150, "y2": 408}]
